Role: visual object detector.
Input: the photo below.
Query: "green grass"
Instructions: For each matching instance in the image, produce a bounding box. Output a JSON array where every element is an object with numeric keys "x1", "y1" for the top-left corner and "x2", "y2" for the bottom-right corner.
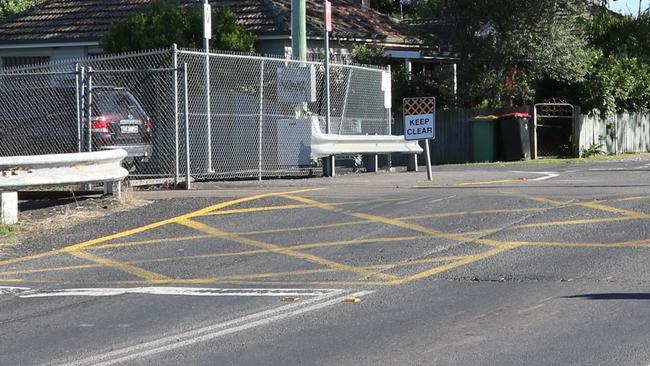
[{"x1": 0, "y1": 224, "x2": 18, "y2": 238}]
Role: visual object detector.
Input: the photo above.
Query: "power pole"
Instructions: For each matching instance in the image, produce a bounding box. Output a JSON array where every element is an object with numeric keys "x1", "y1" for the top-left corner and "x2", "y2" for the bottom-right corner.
[{"x1": 291, "y1": 0, "x2": 307, "y2": 60}]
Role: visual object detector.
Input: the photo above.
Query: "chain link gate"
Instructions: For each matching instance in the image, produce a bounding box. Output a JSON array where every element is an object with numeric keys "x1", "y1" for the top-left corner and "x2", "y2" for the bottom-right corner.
[
  {"x1": 80, "y1": 66, "x2": 181, "y2": 180},
  {"x1": 533, "y1": 102, "x2": 575, "y2": 158}
]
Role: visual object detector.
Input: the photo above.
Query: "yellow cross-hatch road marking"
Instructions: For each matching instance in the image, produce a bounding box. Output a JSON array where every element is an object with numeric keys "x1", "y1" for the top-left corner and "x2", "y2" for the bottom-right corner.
[
  {"x1": 199, "y1": 204, "x2": 314, "y2": 216},
  {"x1": 177, "y1": 218, "x2": 399, "y2": 281},
  {"x1": 281, "y1": 194, "x2": 476, "y2": 242},
  {"x1": 70, "y1": 251, "x2": 172, "y2": 282},
  {"x1": 2, "y1": 190, "x2": 649, "y2": 287},
  {"x1": 0, "y1": 188, "x2": 325, "y2": 269},
  {"x1": 388, "y1": 242, "x2": 524, "y2": 285},
  {"x1": 95, "y1": 207, "x2": 550, "y2": 251},
  {"x1": 578, "y1": 201, "x2": 650, "y2": 218}
]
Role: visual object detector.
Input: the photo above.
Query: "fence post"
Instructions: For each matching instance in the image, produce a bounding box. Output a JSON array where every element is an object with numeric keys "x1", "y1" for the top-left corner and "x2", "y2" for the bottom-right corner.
[
  {"x1": 205, "y1": 42, "x2": 213, "y2": 173},
  {"x1": 172, "y1": 44, "x2": 180, "y2": 186},
  {"x1": 386, "y1": 64, "x2": 392, "y2": 169},
  {"x1": 85, "y1": 67, "x2": 93, "y2": 153},
  {"x1": 75, "y1": 63, "x2": 80, "y2": 151},
  {"x1": 407, "y1": 154, "x2": 418, "y2": 172},
  {"x1": 532, "y1": 104, "x2": 538, "y2": 159},
  {"x1": 323, "y1": 45, "x2": 335, "y2": 178},
  {"x1": 183, "y1": 62, "x2": 191, "y2": 190},
  {"x1": 258, "y1": 60, "x2": 265, "y2": 181}
]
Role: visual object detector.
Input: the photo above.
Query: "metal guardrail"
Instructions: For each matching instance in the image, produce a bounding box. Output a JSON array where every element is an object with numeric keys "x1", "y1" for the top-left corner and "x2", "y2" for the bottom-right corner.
[
  {"x1": 309, "y1": 116, "x2": 422, "y2": 158},
  {"x1": 0, "y1": 149, "x2": 129, "y2": 224}
]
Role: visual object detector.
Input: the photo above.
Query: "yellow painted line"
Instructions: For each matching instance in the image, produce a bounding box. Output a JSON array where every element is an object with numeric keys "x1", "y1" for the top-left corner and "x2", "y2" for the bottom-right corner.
[
  {"x1": 0, "y1": 263, "x2": 102, "y2": 276},
  {"x1": 178, "y1": 218, "x2": 398, "y2": 281},
  {"x1": 69, "y1": 251, "x2": 172, "y2": 281},
  {"x1": 94, "y1": 207, "x2": 552, "y2": 251},
  {"x1": 239, "y1": 221, "x2": 373, "y2": 236},
  {"x1": 401, "y1": 207, "x2": 546, "y2": 220},
  {"x1": 0, "y1": 188, "x2": 324, "y2": 268},
  {"x1": 457, "y1": 179, "x2": 517, "y2": 186},
  {"x1": 91, "y1": 235, "x2": 213, "y2": 250},
  {"x1": 389, "y1": 242, "x2": 523, "y2": 284},
  {"x1": 0, "y1": 251, "x2": 64, "y2": 270},
  {"x1": 610, "y1": 196, "x2": 650, "y2": 202},
  {"x1": 500, "y1": 191, "x2": 573, "y2": 206},
  {"x1": 513, "y1": 216, "x2": 645, "y2": 229},
  {"x1": 511, "y1": 239, "x2": 650, "y2": 248},
  {"x1": 578, "y1": 201, "x2": 650, "y2": 218},
  {"x1": 282, "y1": 194, "x2": 473, "y2": 242},
  {"x1": 199, "y1": 204, "x2": 314, "y2": 216},
  {"x1": 0, "y1": 278, "x2": 35, "y2": 283},
  {"x1": 0, "y1": 236, "x2": 432, "y2": 277}
]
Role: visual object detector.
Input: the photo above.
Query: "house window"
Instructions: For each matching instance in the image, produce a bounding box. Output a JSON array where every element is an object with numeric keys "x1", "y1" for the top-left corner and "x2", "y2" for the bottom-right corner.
[{"x1": 1, "y1": 56, "x2": 50, "y2": 68}]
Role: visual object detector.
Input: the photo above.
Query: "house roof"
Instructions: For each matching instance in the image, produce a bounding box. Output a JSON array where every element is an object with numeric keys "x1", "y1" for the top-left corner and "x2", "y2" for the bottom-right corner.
[{"x1": 0, "y1": 0, "x2": 417, "y2": 45}]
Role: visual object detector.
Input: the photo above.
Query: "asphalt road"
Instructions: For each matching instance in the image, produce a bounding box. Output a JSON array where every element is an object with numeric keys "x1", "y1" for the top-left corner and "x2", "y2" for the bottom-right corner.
[{"x1": 1, "y1": 157, "x2": 649, "y2": 366}]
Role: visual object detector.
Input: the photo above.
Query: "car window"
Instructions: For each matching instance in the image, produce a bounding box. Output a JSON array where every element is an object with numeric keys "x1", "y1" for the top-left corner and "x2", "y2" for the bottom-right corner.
[{"x1": 94, "y1": 91, "x2": 137, "y2": 114}]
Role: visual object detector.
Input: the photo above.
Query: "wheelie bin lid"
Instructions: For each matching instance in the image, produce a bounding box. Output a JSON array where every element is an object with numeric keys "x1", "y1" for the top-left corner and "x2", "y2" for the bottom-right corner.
[
  {"x1": 471, "y1": 115, "x2": 498, "y2": 121},
  {"x1": 499, "y1": 112, "x2": 531, "y2": 118}
]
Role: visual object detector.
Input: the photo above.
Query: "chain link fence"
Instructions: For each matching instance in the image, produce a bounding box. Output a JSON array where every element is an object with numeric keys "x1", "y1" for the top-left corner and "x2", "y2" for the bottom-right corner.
[{"x1": 0, "y1": 47, "x2": 389, "y2": 183}]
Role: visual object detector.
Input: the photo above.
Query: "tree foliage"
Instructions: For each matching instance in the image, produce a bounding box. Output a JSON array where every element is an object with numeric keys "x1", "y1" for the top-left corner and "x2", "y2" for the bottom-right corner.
[
  {"x1": 351, "y1": 44, "x2": 455, "y2": 113},
  {"x1": 0, "y1": 0, "x2": 43, "y2": 20},
  {"x1": 101, "y1": 0, "x2": 255, "y2": 53},
  {"x1": 572, "y1": 10, "x2": 650, "y2": 115},
  {"x1": 424, "y1": 0, "x2": 592, "y2": 108}
]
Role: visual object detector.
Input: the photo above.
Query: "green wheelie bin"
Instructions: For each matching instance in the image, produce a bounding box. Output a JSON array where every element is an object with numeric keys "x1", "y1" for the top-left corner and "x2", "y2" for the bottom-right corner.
[{"x1": 470, "y1": 115, "x2": 498, "y2": 162}]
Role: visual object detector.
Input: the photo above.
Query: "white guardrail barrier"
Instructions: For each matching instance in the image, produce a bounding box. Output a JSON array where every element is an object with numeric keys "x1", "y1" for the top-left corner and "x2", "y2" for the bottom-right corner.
[
  {"x1": 0, "y1": 149, "x2": 129, "y2": 224},
  {"x1": 309, "y1": 116, "x2": 423, "y2": 158}
]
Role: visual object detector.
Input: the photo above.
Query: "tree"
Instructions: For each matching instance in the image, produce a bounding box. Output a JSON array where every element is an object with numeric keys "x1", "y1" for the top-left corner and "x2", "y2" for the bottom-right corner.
[
  {"x1": 413, "y1": 0, "x2": 592, "y2": 108},
  {"x1": 351, "y1": 44, "x2": 455, "y2": 113},
  {"x1": 0, "y1": 0, "x2": 43, "y2": 20},
  {"x1": 571, "y1": 10, "x2": 650, "y2": 114},
  {"x1": 101, "y1": 0, "x2": 255, "y2": 53}
]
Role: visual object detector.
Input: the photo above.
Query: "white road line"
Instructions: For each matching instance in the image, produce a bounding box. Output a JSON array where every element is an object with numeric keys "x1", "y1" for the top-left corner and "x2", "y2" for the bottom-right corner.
[
  {"x1": 19, "y1": 287, "x2": 341, "y2": 298},
  {"x1": 510, "y1": 171, "x2": 559, "y2": 181},
  {"x1": 0, "y1": 286, "x2": 30, "y2": 295},
  {"x1": 57, "y1": 290, "x2": 373, "y2": 366}
]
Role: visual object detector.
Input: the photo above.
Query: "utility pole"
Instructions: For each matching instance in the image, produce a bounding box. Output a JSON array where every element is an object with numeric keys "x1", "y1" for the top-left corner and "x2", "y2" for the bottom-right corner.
[{"x1": 291, "y1": 0, "x2": 307, "y2": 61}]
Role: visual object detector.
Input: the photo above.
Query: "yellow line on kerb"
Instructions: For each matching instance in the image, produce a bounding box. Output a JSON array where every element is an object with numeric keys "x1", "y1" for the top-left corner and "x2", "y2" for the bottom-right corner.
[
  {"x1": 0, "y1": 188, "x2": 324, "y2": 270},
  {"x1": 178, "y1": 218, "x2": 398, "y2": 281}
]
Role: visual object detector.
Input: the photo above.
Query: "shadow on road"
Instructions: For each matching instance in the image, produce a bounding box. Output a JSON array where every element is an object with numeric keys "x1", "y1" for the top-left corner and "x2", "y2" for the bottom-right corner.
[{"x1": 564, "y1": 293, "x2": 650, "y2": 300}]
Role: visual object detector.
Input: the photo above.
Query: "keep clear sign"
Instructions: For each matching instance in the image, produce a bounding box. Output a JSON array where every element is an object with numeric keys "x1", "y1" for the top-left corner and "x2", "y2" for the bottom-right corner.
[
  {"x1": 404, "y1": 114, "x2": 435, "y2": 141},
  {"x1": 403, "y1": 96, "x2": 436, "y2": 181}
]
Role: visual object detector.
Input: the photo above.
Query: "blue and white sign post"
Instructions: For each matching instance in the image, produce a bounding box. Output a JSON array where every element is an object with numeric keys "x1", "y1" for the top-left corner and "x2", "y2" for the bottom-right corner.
[{"x1": 403, "y1": 97, "x2": 435, "y2": 181}]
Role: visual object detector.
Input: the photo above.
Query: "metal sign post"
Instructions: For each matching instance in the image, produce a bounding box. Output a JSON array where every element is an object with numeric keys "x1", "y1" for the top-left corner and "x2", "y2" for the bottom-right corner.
[
  {"x1": 403, "y1": 97, "x2": 435, "y2": 181},
  {"x1": 203, "y1": 1, "x2": 213, "y2": 173},
  {"x1": 323, "y1": 0, "x2": 335, "y2": 177}
]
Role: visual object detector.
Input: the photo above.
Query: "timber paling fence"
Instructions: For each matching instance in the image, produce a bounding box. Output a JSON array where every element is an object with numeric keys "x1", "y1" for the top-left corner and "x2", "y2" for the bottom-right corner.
[
  {"x1": 0, "y1": 47, "x2": 390, "y2": 182},
  {"x1": 577, "y1": 112, "x2": 650, "y2": 155},
  {"x1": 393, "y1": 107, "x2": 650, "y2": 164}
]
